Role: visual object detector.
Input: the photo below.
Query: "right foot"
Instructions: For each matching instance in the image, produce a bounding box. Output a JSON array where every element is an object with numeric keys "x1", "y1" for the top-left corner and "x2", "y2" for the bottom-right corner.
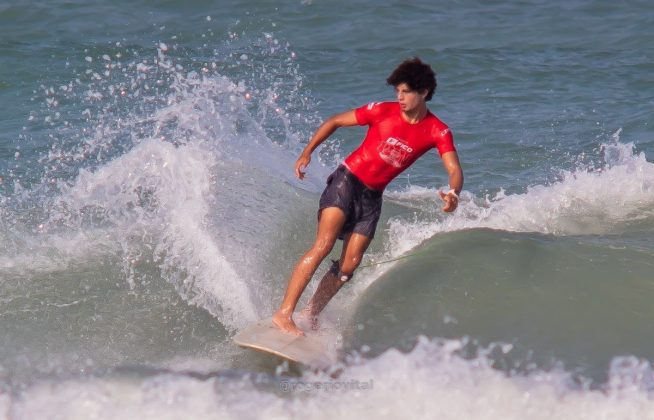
[
  {"x1": 272, "y1": 311, "x2": 305, "y2": 336},
  {"x1": 298, "y1": 308, "x2": 320, "y2": 331}
]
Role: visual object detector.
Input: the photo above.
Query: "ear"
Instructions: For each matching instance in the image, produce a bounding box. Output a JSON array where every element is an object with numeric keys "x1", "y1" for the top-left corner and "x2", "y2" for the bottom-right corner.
[{"x1": 420, "y1": 89, "x2": 429, "y2": 100}]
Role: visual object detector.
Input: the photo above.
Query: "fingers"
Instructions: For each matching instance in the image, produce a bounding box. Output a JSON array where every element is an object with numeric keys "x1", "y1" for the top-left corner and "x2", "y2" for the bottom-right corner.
[
  {"x1": 442, "y1": 200, "x2": 456, "y2": 212},
  {"x1": 295, "y1": 155, "x2": 311, "y2": 180},
  {"x1": 439, "y1": 191, "x2": 459, "y2": 212},
  {"x1": 295, "y1": 164, "x2": 305, "y2": 180}
]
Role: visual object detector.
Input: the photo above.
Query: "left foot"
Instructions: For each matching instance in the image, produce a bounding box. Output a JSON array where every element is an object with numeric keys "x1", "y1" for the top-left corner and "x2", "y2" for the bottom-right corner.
[{"x1": 272, "y1": 310, "x2": 305, "y2": 336}]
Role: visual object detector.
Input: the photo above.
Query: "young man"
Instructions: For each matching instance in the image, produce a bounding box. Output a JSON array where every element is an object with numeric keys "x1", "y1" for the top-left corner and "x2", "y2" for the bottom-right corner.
[{"x1": 272, "y1": 58, "x2": 464, "y2": 336}]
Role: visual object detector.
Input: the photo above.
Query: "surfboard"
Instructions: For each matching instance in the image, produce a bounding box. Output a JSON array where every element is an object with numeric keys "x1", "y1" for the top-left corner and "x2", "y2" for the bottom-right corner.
[{"x1": 233, "y1": 317, "x2": 336, "y2": 369}]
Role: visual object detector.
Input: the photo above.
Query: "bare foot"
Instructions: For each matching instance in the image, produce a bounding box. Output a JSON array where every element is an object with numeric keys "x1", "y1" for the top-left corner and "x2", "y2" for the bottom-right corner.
[
  {"x1": 272, "y1": 310, "x2": 305, "y2": 336},
  {"x1": 298, "y1": 308, "x2": 320, "y2": 331}
]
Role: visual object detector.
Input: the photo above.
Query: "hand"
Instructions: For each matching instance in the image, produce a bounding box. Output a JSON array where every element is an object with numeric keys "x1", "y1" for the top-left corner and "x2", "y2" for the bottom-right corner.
[
  {"x1": 438, "y1": 190, "x2": 459, "y2": 212},
  {"x1": 295, "y1": 153, "x2": 311, "y2": 180}
]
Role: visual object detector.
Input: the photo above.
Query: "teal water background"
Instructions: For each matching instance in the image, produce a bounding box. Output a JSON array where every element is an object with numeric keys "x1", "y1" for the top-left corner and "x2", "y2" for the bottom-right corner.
[{"x1": 1, "y1": 1, "x2": 653, "y2": 418}]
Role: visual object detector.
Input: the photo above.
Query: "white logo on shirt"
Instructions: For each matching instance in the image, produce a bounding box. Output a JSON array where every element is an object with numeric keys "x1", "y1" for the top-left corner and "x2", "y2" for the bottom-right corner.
[{"x1": 377, "y1": 137, "x2": 413, "y2": 168}]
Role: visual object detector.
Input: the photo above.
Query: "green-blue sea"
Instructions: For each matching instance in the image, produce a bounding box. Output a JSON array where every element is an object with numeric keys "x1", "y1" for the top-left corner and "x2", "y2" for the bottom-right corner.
[{"x1": 1, "y1": 1, "x2": 653, "y2": 418}]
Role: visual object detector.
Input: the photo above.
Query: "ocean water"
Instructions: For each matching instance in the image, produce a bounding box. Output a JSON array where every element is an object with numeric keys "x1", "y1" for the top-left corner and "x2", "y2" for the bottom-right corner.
[{"x1": 1, "y1": 0, "x2": 653, "y2": 418}]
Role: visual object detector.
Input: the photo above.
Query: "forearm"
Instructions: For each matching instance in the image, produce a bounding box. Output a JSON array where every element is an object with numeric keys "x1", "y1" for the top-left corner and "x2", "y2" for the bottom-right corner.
[
  {"x1": 438, "y1": 156, "x2": 464, "y2": 212},
  {"x1": 448, "y1": 168, "x2": 464, "y2": 195},
  {"x1": 301, "y1": 119, "x2": 338, "y2": 156},
  {"x1": 300, "y1": 110, "x2": 359, "y2": 157},
  {"x1": 441, "y1": 151, "x2": 464, "y2": 195}
]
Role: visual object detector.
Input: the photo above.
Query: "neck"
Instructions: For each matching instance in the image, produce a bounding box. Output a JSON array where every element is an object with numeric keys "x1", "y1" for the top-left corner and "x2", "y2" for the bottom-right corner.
[{"x1": 401, "y1": 104, "x2": 428, "y2": 124}]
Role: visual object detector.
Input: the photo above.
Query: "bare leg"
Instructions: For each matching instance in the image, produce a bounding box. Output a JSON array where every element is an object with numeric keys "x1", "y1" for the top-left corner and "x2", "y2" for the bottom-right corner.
[
  {"x1": 297, "y1": 260, "x2": 340, "y2": 330},
  {"x1": 299, "y1": 232, "x2": 372, "y2": 328},
  {"x1": 272, "y1": 207, "x2": 346, "y2": 336}
]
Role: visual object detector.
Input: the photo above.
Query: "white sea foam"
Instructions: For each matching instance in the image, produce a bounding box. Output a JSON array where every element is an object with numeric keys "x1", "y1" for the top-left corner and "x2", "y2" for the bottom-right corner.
[
  {"x1": 0, "y1": 47, "x2": 327, "y2": 333},
  {"x1": 383, "y1": 137, "x2": 653, "y2": 252},
  {"x1": 53, "y1": 137, "x2": 258, "y2": 330},
  {"x1": 46, "y1": 71, "x2": 326, "y2": 331},
  {"x1": 344, "y1": 136, "x2": 653, "y2": 298},
  {"x1": 3, "y1": 337, "x2": 654, "y2": 420}
]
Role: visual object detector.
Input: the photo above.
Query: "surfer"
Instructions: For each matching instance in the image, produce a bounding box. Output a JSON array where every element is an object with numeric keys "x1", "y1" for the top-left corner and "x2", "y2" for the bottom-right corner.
[{"x1": 272, "y1": 58, "x2": 464, "y2": 335}]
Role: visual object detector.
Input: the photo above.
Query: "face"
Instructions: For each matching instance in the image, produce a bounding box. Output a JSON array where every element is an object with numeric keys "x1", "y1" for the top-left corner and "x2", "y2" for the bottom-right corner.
[{"x1": 395, "y1": 83, "x2": 427, "y2": 112}]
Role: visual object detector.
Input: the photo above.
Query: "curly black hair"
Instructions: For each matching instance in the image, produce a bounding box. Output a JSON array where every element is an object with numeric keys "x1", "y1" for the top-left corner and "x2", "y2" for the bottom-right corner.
[{"x1": 386, "y1": 57, "x2": 437, "y2": 101}]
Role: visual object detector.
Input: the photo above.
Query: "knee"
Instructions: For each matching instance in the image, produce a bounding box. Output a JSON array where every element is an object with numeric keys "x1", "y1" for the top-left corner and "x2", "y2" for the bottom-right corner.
[
  {"x1": 325, "y1": 258, "x2": 354, "y2": 283},
  {"x1": 340, "y1": 255, "x2": 362, "y2": 275}
]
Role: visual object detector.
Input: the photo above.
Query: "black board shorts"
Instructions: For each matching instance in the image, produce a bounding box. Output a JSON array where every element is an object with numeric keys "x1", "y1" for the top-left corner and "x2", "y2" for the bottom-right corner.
[{"x1": 318, "y1": 165, "x2": 383, "y2": 240}]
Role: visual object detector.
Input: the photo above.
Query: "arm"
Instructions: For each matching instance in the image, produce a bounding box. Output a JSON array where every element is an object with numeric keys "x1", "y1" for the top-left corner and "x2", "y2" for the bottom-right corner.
[
  {"x1": 295, "y1": 110, "x2": 359, "y2": 179},
  {"x1": 438, "y1": 151, "x2": 464, "y2": 212}
]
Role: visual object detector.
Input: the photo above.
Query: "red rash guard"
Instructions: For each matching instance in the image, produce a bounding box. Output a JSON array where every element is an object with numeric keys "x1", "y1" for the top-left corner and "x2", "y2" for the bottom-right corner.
[{"x1": 343, "y1": 102, "x2": 456, "y2": 191}]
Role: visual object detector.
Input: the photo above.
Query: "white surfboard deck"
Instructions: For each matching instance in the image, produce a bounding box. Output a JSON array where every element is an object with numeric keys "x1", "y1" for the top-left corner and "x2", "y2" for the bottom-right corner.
[{"x1": 233, "y1": 317, "x2": 337, "y2": 369}]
